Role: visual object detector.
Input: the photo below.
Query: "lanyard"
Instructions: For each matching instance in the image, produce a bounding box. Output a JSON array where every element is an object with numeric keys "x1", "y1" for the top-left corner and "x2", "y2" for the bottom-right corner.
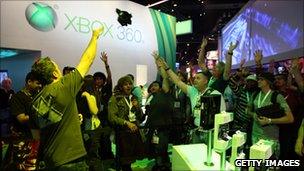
[
  {"x1": 124, "y1": 96, "x2": 132, "y2": 110},
  {"x1": 175, "y1": 87, "x2": 181, "y2": 99},
  {"x1": 257, "y1": 90, "x2": 271, "y2": 108}
]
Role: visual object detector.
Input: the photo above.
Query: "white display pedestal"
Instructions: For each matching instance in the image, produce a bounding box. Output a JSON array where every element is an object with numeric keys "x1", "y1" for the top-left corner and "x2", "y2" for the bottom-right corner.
[{"x1": 172, "y1": 144, "x2": 233, "y2": 170}]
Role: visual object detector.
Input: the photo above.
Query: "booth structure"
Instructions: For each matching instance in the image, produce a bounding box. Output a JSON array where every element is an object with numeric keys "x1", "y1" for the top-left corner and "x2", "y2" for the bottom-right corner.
[{"x1": 172, "y1": 143, "x2": 233, "y2": 170}]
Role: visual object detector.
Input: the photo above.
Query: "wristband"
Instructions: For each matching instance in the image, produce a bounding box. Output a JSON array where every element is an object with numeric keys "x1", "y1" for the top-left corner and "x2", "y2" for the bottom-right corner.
[
  {"x1": 165, "y1": 67, "x2": 170, "y2": 71},
  {"x1": 227, "y1": 51, "x2": 233, "y2": 56},
  {"x1": 268, "y1": 118, "x2": 272, "y2": 124}
]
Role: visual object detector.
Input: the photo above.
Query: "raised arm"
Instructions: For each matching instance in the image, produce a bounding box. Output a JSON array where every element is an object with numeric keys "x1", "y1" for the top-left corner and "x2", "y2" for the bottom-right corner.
[
  {"x1": 100, "y1": 51, "x2": 112, "y2": 85},
  {"x1": 153, "y1": 51, "x2": 169, "y2": 93},
  {"x1": 254, "y1": 50, "x2": 263, "y2": 75},
  {"x1": 77, "y1": 27, "x2": 104, "y2": 77},
  {"x1": 223, "y1": 41, "x2": 239, "y2": 80},
  {"x1": 290, "y1": 58, "x2": 304, "y2": 92},
  {"x1": 157, "y1": 57, "x2": 189, "y2": 94},
  {"x1": 82, "y1": 91, "x2": 98, "y2": 115},
  {"x1": 198, "y1": 37, "x2": 208, "y2": 72}
]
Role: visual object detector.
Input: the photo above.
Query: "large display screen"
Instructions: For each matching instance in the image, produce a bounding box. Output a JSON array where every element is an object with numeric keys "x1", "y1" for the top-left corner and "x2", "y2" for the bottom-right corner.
[{"x1": 221, "y1": 0, "x2": 303, "y2": 66}]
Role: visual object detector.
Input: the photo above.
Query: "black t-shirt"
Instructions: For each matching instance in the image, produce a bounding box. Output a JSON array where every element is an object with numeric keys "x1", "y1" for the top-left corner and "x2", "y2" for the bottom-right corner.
[
  {"x1": 170, "y1": 85, "x2": 190, "y2": 120},
  {"x1": 76, "y1": 92, "x2": 91, "y2": 119},
  {"x1": 9, "y1": 91, "x2": 33, "y2": 139},
  {"x1": 209, "y1": 76, "x2": 228, "y2": 94},
  {"x1": 38, "y1": 70, "x2": 86, "y2": 167},
  {"x1": 145, "y1": 91, "x2": 174, "y2": 128},
  {"x1": 94, "y1": 82, "x2": 112, "y2": 123},
  {"x1": 0, "y1": 88, "x2": 15, "y2": 109}
]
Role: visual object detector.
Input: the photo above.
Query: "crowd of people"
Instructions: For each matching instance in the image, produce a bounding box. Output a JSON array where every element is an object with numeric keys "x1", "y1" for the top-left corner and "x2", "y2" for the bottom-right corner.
[{"x1": 1, "y1": 28, "x2": 304, "y2": 171}]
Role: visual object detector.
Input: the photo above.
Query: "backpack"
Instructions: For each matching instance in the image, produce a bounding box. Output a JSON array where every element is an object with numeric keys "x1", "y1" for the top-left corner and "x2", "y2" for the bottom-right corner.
[{"x1": 31, "y1": 87, "x2": 63, "y2": 129}]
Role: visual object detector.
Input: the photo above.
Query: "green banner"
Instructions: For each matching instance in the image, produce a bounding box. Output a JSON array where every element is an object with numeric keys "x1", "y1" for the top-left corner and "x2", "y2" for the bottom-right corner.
[{"x1": 150, "y1": 9, "x2": 176, "y2": 72}]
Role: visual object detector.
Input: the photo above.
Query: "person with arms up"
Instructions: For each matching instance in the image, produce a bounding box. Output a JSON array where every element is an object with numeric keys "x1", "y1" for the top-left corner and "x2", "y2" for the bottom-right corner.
[
  {"x1": 31, "y1": 27, "x2": 103, "y2": 170},
  {"x1": 155, "y1": 55, "x2": 226, "y2": 143},
  {"x1": 92, "y1": 52, "x2": 115, "y2": 161}
]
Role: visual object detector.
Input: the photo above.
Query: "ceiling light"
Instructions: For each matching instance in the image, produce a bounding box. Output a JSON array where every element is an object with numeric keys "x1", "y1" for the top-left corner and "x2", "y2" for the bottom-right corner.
[
  {"x1": 200, "y1": 13, "x2": 202, "y2": 16},
  {"x1": 173, "y1": 4, "x2": 177, "y2": 7},
  {"x1": 187, "y1": 43, "x2": 190, "y2": 46},
  {"x1": 147, "y1": 0, "x2": 169, "y2": 7},
  {"x1": 171, "y1": 9, "x2": 174, "y2": 12},
  {"x1": 203, "y1": 12, "x2": 206, "y2": 15},
  {"x1": 0, "y1": 49, "x2": 18, "y2": 58},
  {"x1": 201, "y1": 1, "x2": 204, "y2": 4}
]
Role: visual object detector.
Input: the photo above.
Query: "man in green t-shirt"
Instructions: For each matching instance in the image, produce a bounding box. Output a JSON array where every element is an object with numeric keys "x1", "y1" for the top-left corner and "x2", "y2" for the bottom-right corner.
[{"x1": 31, "y1": 27, "x2": 103, "y2": 170}]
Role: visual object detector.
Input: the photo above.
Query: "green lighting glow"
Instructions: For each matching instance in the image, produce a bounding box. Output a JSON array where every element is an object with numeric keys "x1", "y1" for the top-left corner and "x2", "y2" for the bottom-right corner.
[{"x1": 176, "y1": 20, "x2": 193, "y2": 35}]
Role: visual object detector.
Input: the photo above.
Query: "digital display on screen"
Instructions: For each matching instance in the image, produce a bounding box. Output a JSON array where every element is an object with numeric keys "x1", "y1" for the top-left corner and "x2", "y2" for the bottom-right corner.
[
  {"x1": 0, "y1": 70, "x2": 8, "y2": 84},
  {"x1": 222, "y1": 0, "x2": 303, "y2": 66}
]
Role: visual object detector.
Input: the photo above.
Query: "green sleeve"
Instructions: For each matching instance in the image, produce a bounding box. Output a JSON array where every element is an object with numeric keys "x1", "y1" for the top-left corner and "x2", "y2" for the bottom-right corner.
[
  {"x1": 276, "y1": 94, "x2": 291, "y2": 113},
  {"x1": 108, "y1": 96, "x2": 125, "y2": 126}
]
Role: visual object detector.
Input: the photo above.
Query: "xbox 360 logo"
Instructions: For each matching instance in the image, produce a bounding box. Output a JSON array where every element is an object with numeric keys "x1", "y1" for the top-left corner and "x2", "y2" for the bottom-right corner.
[{"x1": 25, "y1": 2, "x2": 57, "y2": 32}]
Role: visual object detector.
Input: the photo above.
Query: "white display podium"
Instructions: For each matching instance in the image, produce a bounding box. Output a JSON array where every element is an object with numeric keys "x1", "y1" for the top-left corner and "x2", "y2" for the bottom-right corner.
[{"x1": 172, "y1": 144, "x2": 233, "y2": 170}]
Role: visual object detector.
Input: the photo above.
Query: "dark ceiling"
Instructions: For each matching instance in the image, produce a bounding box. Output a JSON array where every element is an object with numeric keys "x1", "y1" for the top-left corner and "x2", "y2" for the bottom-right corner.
[{"x1": 130, "y1": 0, "x2": 249, "y2": 65}]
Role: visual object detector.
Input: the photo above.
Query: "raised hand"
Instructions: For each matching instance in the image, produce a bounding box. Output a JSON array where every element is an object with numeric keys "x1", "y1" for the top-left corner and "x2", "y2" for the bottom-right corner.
[
  {"x1": 200, "y1": 37, "x2": 208, "y2": 48},
  {"x1": 158, "y1": 57, "x2": 169, "y2": 69},
  {"x1": 228, "y1": 41, "x2": 239, "y2": 52},
  {"x1": 254, "y1": 50, "x2": 263, "y2": 64},
  {"x1": 152, "y1": 51, "x2": 160, "y2": 60},
  {"x1": 240, "y1": 58, "x2": 246, "y2": 68},
  {"x1": 291, "y1": 58, "x2": 300, "y2": 72},
  {"x1": 92, "y1": 26, "x2": 104, "y2": 38},
  {"x1": 81, "y1": 91, "x2": 89, "y2": 97},
  {"x1": 100, "y1": 51, "x2": 108, "y2": 64}
]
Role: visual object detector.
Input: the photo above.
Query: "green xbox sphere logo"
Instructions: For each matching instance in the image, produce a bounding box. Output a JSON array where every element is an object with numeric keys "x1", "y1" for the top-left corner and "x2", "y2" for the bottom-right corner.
[{"x1": 25, "y1": 2, "x2": 57, "y2": 32}]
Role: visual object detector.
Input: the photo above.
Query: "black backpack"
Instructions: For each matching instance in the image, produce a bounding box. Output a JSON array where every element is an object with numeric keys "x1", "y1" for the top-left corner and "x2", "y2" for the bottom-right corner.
[{"x1": 254, "y1": 91, "x2": 285, "y2": 118}]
